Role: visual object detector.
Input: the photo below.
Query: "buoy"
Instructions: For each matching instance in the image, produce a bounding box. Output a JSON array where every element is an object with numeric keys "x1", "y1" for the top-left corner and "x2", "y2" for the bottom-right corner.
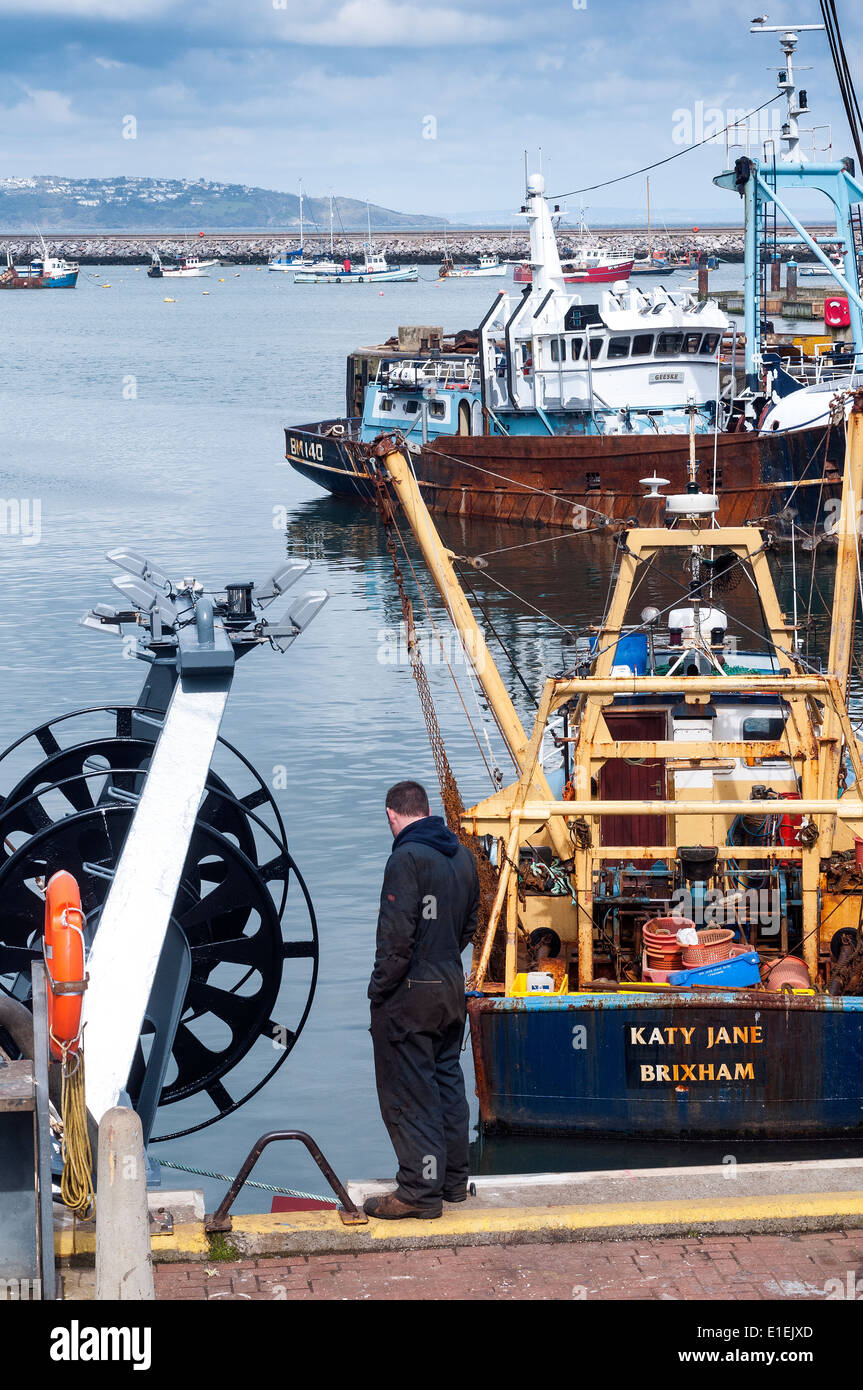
[
  {"x1": 44, "y1": 870, "x2": 86, "y2": 1060},
  {"x1": 202, "y1": 290, "x2": 209, "y2": 295},
  {"x1": 102, "y1": 284, "x2": 111, "y2": 288},
  {"x1": 219, "y1": 277, "x2": 225, "y2": 282},
  {"x1": 379, "y1": 290, "x2": 384, "y2": 296},
  {"x1": 164, "y1": 296, "x2": 175, "y2": 302}
]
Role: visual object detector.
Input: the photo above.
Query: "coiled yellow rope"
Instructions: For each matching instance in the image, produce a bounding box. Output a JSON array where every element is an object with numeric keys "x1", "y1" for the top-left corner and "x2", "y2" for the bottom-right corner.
[{"x1": 58, "y1": 1044, "x2": 95, "y2": 1220}]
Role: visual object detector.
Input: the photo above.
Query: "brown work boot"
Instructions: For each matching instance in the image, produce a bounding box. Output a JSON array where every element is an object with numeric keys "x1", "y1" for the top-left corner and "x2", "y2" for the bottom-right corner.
[{"x1": 363, "y1": 1192, "x2": 442, "y2": 1220}]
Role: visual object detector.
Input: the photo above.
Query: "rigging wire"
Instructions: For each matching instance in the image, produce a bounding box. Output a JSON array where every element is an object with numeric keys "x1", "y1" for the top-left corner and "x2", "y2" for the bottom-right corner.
[
  {"x1": 386, "y1": 505, "x2": 501, "y2": 784},
  {"x1": 403, "y1": 450, "x2": 510, "y2": 780},
  {"x1": 548, "y1": 95, "x2": 782, "y2": 200},
  {"x1": 819, "y1": 0, "x2": 863, "y2": 167},
  {"x1": 455, "y1": 562, "x2": 540, "y2": 709}
]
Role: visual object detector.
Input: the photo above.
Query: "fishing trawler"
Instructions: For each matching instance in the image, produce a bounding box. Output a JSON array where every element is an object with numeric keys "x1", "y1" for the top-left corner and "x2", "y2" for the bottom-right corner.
[
  {"x1": 147, "y1": 251, "x2": 217, "y2": 278},
  {"x1": 0, "y1": 240, "x2": 79, "y2": 288},
  {"x1": 439, "y1": 252, "x2": 507, "y2": 279},
  {"x1": 371, "y1": 391, "x2": 863, "y2": 1138},
  {"x1": 286, "y1": 167, "x2": 840, "y2": 527},
  {"x1": 294, "y1": 248, "x2": 418, "y2": 284},
  {"x1": 514, "y1": 248, "x2": 634, "y2": 284},
  {"x1": 286, "y1": 27, "x2": 859, "y2": 530},
  {"x1": 514, "y1": 205, "x2": 634, "y2": 284}
]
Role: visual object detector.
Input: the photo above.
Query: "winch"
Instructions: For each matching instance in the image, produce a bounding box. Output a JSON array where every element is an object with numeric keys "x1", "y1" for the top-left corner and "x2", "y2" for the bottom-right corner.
[{"x1": 0, "y1": 547, "x2": 327, "y2": 1147}]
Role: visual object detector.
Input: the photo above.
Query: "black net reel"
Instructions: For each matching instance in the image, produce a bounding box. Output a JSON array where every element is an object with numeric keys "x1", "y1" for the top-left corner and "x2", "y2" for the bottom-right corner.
[{"x1": 0, "y1": 706, "x2": 318, "y2": 1141}]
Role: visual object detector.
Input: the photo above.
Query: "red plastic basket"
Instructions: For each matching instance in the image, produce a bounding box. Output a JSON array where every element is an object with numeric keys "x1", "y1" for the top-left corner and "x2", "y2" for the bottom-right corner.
[{"x1": 681, "y1": 929, "x2": 735, "y2": 967}]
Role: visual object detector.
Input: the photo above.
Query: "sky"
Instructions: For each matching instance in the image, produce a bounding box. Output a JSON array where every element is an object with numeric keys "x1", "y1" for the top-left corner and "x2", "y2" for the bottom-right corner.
[{"x1": 0, "y1": 0, "x2": 861, "y2": 221}]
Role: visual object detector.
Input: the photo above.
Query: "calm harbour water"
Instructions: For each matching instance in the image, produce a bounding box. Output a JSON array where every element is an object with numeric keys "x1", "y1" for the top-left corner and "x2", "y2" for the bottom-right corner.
[{"x1": 0, "y1": 261, "x2": 856, "y2": 1211}]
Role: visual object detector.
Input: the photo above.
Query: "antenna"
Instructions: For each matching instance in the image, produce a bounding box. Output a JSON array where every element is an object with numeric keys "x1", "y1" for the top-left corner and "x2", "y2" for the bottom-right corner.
[
  {"x1": 750, "y1": 19, "x2": 824, "y2": 161},
  {"x1": 640, "y1": 474, "x2": 669, "y2": 499}
]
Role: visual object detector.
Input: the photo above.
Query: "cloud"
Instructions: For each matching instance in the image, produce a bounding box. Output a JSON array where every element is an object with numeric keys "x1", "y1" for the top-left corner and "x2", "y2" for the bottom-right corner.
[
  {"x1": 276, "y1": 0, "x2": 518, "y2": 47},
  {"x1": 94, "y1": 56, "x2": 126, "y2": 69},
  {"x1": 8, "y1": 86, "x2": 78, "y2": 124},
  {"x1": 0, "y1": 0, "x2": 169, "y2": 14}
]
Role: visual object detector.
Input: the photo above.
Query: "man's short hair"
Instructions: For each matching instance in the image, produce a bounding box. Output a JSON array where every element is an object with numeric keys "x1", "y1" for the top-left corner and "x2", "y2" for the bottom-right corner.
[{"x1": 385, "y1": 781, "x2": 430, "y2": 818}]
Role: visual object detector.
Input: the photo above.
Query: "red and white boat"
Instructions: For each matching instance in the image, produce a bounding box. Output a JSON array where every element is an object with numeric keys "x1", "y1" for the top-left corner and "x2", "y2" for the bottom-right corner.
[
  {"x1": 514, "y1": 207, "x2": 633, "y2": 283},
  {"x1": 514, "y1": 251, "x2": 634, "y2": 283}
]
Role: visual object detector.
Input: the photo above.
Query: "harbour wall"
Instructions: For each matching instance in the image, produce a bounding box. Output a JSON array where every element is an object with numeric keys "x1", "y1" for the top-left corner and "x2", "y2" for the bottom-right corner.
[{"x1": 0, "y1": 227, "x2": 844, "y2": 267}]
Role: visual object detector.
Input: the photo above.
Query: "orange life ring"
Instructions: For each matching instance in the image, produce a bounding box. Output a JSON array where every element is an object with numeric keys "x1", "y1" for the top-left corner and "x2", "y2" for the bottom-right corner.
[{"x1": 44, "y1": 870, "x2": 87, "y2": 1059}]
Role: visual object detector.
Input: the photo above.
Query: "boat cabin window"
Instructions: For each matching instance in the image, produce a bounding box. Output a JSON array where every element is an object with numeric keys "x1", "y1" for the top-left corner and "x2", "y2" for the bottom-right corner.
[
  {"x1": 379, "y1": 397, "x2": 393, "y2": 412},
  {"x1": 683, "y1": 332, "x2": 703, "y2": 353},
  {"x1": 404, "y1": 400, "x2": 419, "y2": 414},
  {"x1": 570, "y1": 337, "x2": 583, "y2": 359},
  {"x1": 586, "y1": 472, "x2": 601, "y2": 489},
  {"x1": 564, "y1": 304, "x2": 604, "y2": 332},
  {"x1": 742, "y1": 716, "x2": 786, "y2": 740},
  {"x1": 550, "y1": 337, "x2": 566, "y2": 363},
  {"x1": 701, "y1": 333, "x2": 720, "y2": 354},
  {"x1": 655, "y1": 332, "x2": 684, "y2": 354},
  {"x1": 587, "y1": 336, "x2": 602, "y2": 360},
  {"x1": 631, "y1": 334, "x2": 654, "y2": 356},
  {"x1": 608, "y1": 337, "x2": 630, "y2": 359},
  {"x1": 429, "y1": 400, "x2": 446, "y2": 418}
]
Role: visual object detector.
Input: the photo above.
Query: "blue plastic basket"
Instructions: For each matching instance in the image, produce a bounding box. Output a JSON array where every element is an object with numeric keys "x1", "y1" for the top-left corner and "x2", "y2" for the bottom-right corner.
[{"x1": 668, "y1": 952, "x2": 761, "y2": 988}]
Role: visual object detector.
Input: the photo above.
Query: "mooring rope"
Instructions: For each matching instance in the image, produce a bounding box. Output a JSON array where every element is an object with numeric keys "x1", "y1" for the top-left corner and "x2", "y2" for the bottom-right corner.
[{"x1": 157, "y1": 1159, "x2": 337, "y2": 1205}]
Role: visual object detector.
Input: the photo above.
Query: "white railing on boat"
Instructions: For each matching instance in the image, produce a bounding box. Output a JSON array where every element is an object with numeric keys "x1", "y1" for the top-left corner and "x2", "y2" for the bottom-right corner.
[{"x1": 378, "y1": 357, "x2": 481, "y2": 391}]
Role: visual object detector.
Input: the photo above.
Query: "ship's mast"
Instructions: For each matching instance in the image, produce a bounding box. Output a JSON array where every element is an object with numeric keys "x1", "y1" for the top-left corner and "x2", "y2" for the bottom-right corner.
[
  {"x1": 750, "y1": 19, "x2": 824, "y2": 163},
  {"x1": 523, "y1": 172, "x2": 567, "y2": 295}
]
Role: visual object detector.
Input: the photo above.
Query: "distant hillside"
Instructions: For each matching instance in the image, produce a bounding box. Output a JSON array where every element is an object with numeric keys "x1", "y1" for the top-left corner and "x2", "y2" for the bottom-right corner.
[{"x1": 0, "y1": 176, "x2": 443, "y2": 231}]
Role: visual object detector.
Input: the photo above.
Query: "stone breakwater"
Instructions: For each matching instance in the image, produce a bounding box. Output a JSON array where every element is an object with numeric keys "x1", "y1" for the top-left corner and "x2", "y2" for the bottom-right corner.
[{"x1": 0, "y1": 228, "x2": 772, "y2": 266}]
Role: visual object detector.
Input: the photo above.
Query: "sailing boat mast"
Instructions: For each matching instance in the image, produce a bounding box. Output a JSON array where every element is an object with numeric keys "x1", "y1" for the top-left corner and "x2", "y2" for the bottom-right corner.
[
  {"x1": 299, "y1": 182, "x2": 304, "y2": 249},
  {"x1": 329, "y1": 193, "x2": 334, "y2": 258},
  {"x1": 646, "y1": 177, "x2": 652, "y2": 260}
]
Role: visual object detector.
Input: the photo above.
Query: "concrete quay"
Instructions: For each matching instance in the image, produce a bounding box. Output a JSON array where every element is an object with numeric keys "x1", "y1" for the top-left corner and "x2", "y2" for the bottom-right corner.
[{"x1": 55, "y1": 1156, "x2": 863, "y2": 1299}]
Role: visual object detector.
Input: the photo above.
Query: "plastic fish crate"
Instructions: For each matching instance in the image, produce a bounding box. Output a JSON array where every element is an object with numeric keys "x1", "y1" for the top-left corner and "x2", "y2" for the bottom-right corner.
[{"x1": 668, "y1": 952, "x2": 761, "y2": 988}]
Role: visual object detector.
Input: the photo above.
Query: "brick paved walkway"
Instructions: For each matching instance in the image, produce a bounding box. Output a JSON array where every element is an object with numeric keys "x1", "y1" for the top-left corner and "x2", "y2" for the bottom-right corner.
[{"x1": 151, "y1": 1231, "x2": 863, "y2": 1301}]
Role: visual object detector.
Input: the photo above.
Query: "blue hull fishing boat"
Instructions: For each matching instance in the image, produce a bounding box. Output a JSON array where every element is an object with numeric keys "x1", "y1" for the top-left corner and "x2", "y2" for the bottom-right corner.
[
  {"x1": 0, "y1": 238, "x2": 79, "y2": 288},
  {"x1": 375, "y1": 378, "x2": 863, "y2": 1137}
]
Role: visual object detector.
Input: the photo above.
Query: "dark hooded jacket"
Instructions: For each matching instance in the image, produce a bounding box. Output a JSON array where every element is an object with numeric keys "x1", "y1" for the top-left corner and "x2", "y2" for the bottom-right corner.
[{"x1": 368, "y1": 815, "x2": 479, "y2": 1026}]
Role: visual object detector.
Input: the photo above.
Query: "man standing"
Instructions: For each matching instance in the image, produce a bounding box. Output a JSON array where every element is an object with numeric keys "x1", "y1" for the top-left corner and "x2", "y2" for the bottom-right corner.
[{"x1": 364, "y1": 780, "x2": 479, "y2": 1220}]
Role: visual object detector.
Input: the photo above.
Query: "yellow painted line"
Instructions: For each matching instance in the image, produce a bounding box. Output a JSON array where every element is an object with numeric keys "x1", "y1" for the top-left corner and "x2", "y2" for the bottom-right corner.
[
  {"x1": 342, "y1": 1192, "x2": 863, "y2": 1239},
  {"x1": 180, "y1": 1192, "x2": 863, "y2": 1246}
]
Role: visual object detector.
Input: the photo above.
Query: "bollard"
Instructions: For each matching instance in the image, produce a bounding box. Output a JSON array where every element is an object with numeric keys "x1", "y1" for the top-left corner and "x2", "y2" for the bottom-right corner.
[
  {"x1": 786, "y1": 259, "x2": 798, "y2": 299},
  {"x1": 770, "y1": 257, "x2": 782, "y2": 291},
  {"x1": 95, "y1": 1107, "x2": 155, "y2": 1301},
  {"x1": 697, "y1": 263, "x2": 709, "y2": 300}
]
